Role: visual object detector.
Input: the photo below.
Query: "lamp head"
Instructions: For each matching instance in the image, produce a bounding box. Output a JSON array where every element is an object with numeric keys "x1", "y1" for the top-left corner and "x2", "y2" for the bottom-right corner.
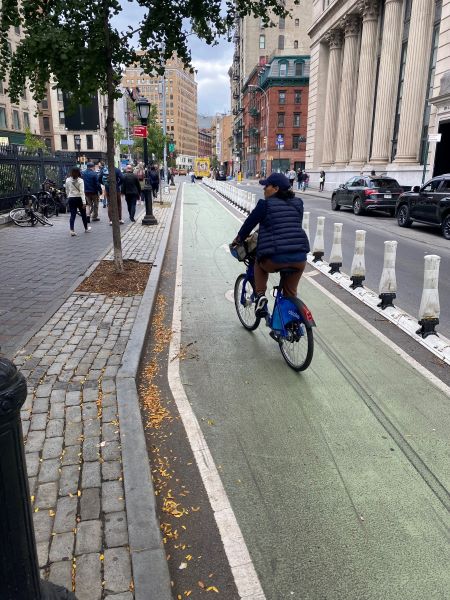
[{"x1": 136, "y1": 96, "x2": 150, "y2": 121}]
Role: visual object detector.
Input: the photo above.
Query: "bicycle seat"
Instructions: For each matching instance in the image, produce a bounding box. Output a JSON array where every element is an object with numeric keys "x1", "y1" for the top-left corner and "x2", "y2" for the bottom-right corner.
[{"x1": 277, "y1": 267, "x2": 301, "y2": 274}]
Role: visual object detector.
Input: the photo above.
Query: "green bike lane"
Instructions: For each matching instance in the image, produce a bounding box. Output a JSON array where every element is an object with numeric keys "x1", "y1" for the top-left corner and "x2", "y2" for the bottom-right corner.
[{"x1": 177, "y1": 183, "x2": 449, "y2": 600}]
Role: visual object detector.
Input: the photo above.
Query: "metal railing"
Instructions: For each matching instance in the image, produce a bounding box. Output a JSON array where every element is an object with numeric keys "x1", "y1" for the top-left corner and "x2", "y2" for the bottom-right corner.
[{"x1": 0, "y1": 145, "x2": 77, "y2": 213}]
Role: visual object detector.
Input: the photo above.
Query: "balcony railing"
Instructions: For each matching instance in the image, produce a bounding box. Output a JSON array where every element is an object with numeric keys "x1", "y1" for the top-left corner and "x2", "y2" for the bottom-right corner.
[{"x1": 249, "y1": 107, "x2": 260, "y2": 118}]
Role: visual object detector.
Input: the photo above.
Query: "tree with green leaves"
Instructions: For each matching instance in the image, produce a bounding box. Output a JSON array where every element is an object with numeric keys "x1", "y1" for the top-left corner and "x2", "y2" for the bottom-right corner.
[
  {"x1": 0, "y1": 0, "x2": 293, "y2": 272},
  {"x1": 24, "y1": 128, "x2": 47, "y2": 153}
]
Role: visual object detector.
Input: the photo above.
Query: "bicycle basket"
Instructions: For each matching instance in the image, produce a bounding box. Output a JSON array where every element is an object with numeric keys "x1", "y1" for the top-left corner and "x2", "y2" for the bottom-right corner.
[{"x1": 229, "y1": 232, "x2": 258, "y2": 262}]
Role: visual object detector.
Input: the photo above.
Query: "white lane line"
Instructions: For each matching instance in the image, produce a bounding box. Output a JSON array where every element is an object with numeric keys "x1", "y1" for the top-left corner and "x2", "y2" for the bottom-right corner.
[
  {"x1": 307, "y1": 276, "x2": 450, "y2": 397},
  {"x1": 201, "y1": 184, "x2": 450, "y2": 397},
  {"x1": 167, "y1": 187, "x2": 267, "y2": 599}
]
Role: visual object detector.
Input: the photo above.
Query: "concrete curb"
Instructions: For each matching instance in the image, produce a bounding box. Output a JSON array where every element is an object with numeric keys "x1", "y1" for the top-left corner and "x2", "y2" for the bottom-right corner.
[
  {"x1": 116, "y1": 187, "x2": 180, "y2": 600},
  {"x1": 306, "y1": 255, "x2": 450, "y2": 366}
]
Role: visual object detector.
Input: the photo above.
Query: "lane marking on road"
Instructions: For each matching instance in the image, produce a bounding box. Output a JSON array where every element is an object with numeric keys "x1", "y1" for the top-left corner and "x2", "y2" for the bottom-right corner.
[
  {"x1": 202, "y1": 184, "x2": 450, "y2": 397},
  {"x1": 167, "y1": 185, "x2": 267, "y2": 600}
]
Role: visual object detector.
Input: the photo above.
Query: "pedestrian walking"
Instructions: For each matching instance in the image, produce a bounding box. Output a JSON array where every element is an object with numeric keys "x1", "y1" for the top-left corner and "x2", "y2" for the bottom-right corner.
[
  {"x1": 100, "y1": 165, "x2": 124, "y2": 224},
  {"x1": 81, "y1": 162, "x2": 102, "y2": 221},
  {"x1": 319, "y1": 170, "x2": 326, "y2": 192},
  {"x1": 134, "y1": 161, "x2": 146, "y2": 204},
  {"x1": 65, "y1": 167, "x2": 91, "y2": 236},
  {"x1": 121, "y1": 165, "x2": 141, "y2": 222},
  {"x1": 190, "y1": 170, "x2": 195, "y2": 183},
  {"x1": 296, "y1": 169, "x2": 303, "y2": 190},
  {"x1": 148, "y1": 165, "x2": 160, "y2": 199},
  {"x1": 287, "y1": 168, "x2": 296, "y2": 189},
  {"x1": 168, "y1": 168, "x2": 175, "y2": 186}
]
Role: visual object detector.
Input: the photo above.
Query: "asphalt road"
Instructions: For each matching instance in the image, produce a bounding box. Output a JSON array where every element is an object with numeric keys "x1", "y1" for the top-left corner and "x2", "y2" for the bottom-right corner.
[
  {"x1": 231, "y1": 182, "x2": 450, "y2": 339},
  {"x1": 141, "y1": 182, "x2": 449, "y2": 600}
]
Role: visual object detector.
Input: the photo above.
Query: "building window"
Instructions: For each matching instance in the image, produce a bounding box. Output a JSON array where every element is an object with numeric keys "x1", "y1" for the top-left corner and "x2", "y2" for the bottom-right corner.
[
  {"x1": 292, "y1": 135, "x2": 300, "y2": 149},
  {"x1": 279, "y1": 17, "x2": 285, "y2": 29},
  {"x1": 14, "y1": 26, "x2": 20, "y2": 35},
  {"x1": 294, "y1": 40, "x2": 298, "y2": 49},
  {"x1": 295, "y1": 18, "x2": 299, "y2": 26},
  {"x1": 293, "y1": 113, "x2": 301, "y2": 127},
  {"x1": 23, "y1": 112, "x2": 30, "y2": 129},
  {"x1": 12, "y1": 110, "x2": 20, "y2": 130},
  {"x1": 44, "y1": 138, "x2": 52, "y2": 150},
  {"x1": 277, "y1": 112, "x2": 285, "y2": 128},
  {"x1": 259, "y1": 34, "x2": 265, "y2": 49},
  {"x1": 0, "y1": 106, "x2": 7, "y2": 128},
  {"x1": 57, "y1": 88, "x2": 64, "y2": 102},
  {"x1": 58, "y1": 110, "x2": 65, "y2": 125},
  {"x1": 22, "y1": 88, "x2": 27, "y2": 100},
  {"x1": 278, "y1": 35, "x2": 285, "y2": 50},
  {"x1": 278, "y1": 90, "x2": 286, "y2": 105},
  {"x1": 40, "y1": 98, "x2": 48, "y2": 110},
  {"x1": 295, "y1": 62, "x2": 304, "y2": 76},
  {"x1": 42, "y1": 116, "x2": 50, "y2": 131},
  {"x1": 279, "y1": 62, "x2": 287, "y2": 77},
  {"x1": 0, "y1": 80, "x2": 3, "y2": 94},
  {"x1": 61, "y1": 134, "x2": 68, "y2": 150},
  {"x1": 294, "y1": 90, "x2": 302, "y2": 104},
  {"x1": 86, "y1": 134, "x2": 93, "y2": 149}
]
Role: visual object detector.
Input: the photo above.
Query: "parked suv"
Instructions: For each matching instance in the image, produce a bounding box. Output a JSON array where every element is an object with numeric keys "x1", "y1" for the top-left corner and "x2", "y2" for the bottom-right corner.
[
  {"x1": 331, "y1": 176, "x2": 403, "y2": 216},
  {"x1": 396, "y1": 175, "x2": 450, "y2": 239}
]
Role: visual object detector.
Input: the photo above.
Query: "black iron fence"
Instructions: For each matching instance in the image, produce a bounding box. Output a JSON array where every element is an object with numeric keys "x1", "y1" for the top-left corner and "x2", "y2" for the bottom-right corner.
[{"x1": 0, "y1": 145, "x2": 77, "y2": 213}]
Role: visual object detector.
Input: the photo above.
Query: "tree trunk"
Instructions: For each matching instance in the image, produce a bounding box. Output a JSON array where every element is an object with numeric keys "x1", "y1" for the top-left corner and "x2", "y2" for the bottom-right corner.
[{"x1": 103, "y1": 5, "x2": 123, "y2": 273}]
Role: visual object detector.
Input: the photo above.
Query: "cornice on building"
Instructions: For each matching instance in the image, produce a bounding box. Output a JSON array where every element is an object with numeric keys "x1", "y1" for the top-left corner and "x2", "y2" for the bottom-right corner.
[{"x1": 308, "y1": 0, "x2": 360, "y2": 42}]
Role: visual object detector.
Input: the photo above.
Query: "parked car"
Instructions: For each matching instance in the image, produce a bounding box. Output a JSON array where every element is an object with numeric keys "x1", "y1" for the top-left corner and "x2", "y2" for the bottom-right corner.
[
  {"x1": 396, "y1": 175, "x2": 450, "y2": 240},
  {"x1": 331, "y1": 176, "x2": 403, "y2": 216},
  {"x1": 178, "y1": 168, "x2": 187, "y2": 176},
  {"x1": 216, "y1": 170, "x2": 226, "y2": 181}
]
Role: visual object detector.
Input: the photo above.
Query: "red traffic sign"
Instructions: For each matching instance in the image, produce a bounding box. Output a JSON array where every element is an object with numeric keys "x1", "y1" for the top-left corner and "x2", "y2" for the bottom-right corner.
[{"x1": 133, "y1": 125, "x2": 147, "y2": 138}]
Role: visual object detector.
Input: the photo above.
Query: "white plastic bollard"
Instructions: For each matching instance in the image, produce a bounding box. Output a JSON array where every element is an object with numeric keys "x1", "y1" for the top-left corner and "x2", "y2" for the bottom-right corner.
[
  {"x1": 303, "y1": 212, "x2": 310, "y2": 245},
  {"x1": 246, "y1": 192, "x2": 252, "y2": 212},
  {"x1": 378, "y1": 241, "x2": 398, "y2": 309},
  {"x1": 329, "y1": 223, "x2": 343, "y2": 274},
  {"x1": 417, "y1": 254, "x2": 441, "y2": 338},
  {"x1": 350, "y1": 230, "x2": 366, "y2": 289},
  {"x1": 312, "y1": 216, "x2": 325, "y2": 262},
  {"x1": 251, "y1": 193, "x2": 257, "y2": 211}
]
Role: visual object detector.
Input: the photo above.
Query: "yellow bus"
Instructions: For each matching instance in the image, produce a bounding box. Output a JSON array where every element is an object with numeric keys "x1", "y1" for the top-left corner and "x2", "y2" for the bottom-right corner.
[{"x1": 194, "y1": 157, "x2": 210, "y2": 179}]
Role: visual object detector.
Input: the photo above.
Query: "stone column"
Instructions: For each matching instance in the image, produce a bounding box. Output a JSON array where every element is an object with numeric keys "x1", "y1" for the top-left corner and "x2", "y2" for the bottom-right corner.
[
  {"x1": 370, "y1": 0, "x2": 404, "y2": 165},
  {"x1": 334, "y1": 14, "x2": 361, "y2": 166},
  {"x1": 321, "y1": 29, "x2": 344, "y2": 166},
  {"x1": 394, "y1": 0, "x2": 435, "y2": 163},
  {"x1": 350, "y1": 1, "x2": 380, "y2": 166}
]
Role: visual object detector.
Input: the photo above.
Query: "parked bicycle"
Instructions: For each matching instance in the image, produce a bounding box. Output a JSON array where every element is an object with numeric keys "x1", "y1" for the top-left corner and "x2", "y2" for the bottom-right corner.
[
  {"x1": 231, "y1": 243, "x2": 315, "y2": 371},
  {"x1": 14, "y1": 185, "x2": 57, "y2": 218},
  {"x1": 42, "y1": 178, "x2": 68, "y2": 214},
  {"x1": 9, "y1": 193, "x2": 54, "y2": 227}
]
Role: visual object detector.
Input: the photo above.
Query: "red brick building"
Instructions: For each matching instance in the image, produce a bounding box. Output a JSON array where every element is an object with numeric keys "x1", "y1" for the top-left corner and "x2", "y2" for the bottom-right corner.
[
  {"x1": 241, "y1": 56, "x2": 309, "y2": 176},
  {"x1": 198, "y1": 128, "x2": 212, "y2": 159}
]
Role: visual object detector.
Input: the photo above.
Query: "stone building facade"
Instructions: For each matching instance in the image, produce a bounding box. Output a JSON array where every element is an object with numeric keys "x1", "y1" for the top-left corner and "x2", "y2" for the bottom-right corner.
[
  {"x1": 122, "y1": 54, "x2": 198, "y2": 159},
  {"x1": 307, "y1": 0, "x2": 450, "y2": 189}
]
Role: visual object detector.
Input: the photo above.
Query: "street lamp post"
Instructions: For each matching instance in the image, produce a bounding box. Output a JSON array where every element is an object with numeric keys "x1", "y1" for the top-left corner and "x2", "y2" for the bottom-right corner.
[
  {"x1": 248, "y1": 84, "x2": 269, "y2": 176},
  {"x1": 136, "y1": 97, "x2": 157, "y2": 225}
]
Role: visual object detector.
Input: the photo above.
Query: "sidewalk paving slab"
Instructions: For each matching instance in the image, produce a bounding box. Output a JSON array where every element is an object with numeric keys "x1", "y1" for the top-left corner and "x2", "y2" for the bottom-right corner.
[{"x1": 11, "y1": 188, "x2": 179, "y2": 599}]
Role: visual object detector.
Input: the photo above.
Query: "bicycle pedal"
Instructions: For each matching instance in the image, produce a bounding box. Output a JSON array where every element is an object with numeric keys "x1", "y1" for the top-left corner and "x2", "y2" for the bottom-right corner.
[{"x1": 269, "y1": 330, "x2": 280, "y2": 342}]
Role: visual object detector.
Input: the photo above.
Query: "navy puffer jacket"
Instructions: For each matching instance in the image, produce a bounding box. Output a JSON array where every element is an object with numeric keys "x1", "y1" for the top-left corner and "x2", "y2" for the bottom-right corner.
[{"x1": 238, "y1": 195, "x2": 310, "y2": 259}]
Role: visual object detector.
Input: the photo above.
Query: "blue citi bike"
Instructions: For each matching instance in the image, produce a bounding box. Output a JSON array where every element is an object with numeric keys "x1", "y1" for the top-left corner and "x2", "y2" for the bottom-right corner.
[{"x1": 232, "y1": 245, "x2": 316, "y2": 371}]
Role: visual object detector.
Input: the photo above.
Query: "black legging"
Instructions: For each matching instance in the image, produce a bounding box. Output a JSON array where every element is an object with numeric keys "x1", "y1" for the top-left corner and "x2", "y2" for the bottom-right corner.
[{"x1": 68, "y1": 197, "x2": 88, "y2": 230}]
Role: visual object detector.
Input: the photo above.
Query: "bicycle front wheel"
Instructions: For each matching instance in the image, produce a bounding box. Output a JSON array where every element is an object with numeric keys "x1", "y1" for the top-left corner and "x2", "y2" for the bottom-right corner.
[
  {"x1": 234, "y1": 274, "x2": 261, "y2": 331},
  {"x1": 9, "y1": 208, "x2": 34, "y2": 227},
  {"x1": 35, "y1": 212, "x2": 54, "y2": 226},
  {"x1": 279, "y1": 322, "x2": 314, "y2": 371}
]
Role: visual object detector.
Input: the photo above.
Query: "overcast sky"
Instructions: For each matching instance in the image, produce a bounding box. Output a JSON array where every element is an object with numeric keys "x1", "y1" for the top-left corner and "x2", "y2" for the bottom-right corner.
[{"x1": 115, "y1": 3, "x2": 232, "y2": 116}]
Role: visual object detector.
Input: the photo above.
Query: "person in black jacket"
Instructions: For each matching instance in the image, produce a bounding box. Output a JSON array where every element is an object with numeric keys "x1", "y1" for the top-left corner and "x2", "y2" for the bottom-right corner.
[
  {"x1": 121, "y1": 165, "x2": 141, "y2": 222},
  {"x1": 148, "y1": 166, "x2": 160, "y2": 199},
  {"x1": 232, "y1": 173, "x2": 309, "y2": 316}
]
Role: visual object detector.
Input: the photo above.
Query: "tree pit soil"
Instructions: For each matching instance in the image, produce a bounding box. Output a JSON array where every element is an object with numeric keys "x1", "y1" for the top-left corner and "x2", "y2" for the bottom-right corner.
[{"x1": 76, "y1": 260, "x2": 151, "y2": 296}]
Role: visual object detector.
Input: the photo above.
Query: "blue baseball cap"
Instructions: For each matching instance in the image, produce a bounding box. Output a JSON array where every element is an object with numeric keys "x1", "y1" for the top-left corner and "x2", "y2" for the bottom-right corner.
[{"x1": 259, "y1": 172, "x2": 292, "y2": 190}]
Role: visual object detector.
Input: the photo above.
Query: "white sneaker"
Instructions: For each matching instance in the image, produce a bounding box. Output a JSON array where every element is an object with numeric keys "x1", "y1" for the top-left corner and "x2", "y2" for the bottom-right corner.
[
  {"x1": 85, "y1": 226, "x2": 92, "y2": 232},
  {"x1": 109, "y1": 221, "x2": 112, "y2": 225},
  {"x1": 70, "y1": 231, "x2": 77, "y2": 236},
  {"x1": 119, "y1": 219, "x2": 124, "y2": 224}
]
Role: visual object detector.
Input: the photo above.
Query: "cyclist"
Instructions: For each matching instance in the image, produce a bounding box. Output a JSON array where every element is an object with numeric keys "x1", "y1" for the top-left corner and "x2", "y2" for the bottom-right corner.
[{"x1": 232, "y1": 172, "x2": 310, "y2": 316}]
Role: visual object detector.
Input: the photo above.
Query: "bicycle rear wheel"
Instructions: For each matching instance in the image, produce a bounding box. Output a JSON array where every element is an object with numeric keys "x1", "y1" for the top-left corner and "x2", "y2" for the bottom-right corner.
[
  {"x1": 279, "y1": 321, "x2": 314, "y2": 371},
  {"x1": 36, "y1": 192, "x2": 57, "y2": 217},
  {"x1": 234, "y1": 274, "x2": 261, "y2": 331},
  {"x1": 9, "y1": 208, "x2": 35, "y2": 227}
]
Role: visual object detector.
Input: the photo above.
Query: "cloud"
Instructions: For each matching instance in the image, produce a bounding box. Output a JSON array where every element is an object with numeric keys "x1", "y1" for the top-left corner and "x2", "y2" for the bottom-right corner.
[{"x1": 114, "y1": 1, "x2": 233, "y2": 115}]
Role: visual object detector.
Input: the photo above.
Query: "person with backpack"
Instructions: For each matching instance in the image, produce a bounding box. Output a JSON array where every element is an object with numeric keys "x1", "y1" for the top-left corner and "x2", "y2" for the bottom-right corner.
[
  {"x1": 99, "y1": 165, "x2": 124, "y2": 224},
  {"x1": 134, "y1": 162, "x2": 145, "y2": 203},
  {"x1": 81, "y1": 162, "x2": 102, "y2": 221},
  {"x1": 121, "y1": 165, "x2": 141, "y2": 222}
]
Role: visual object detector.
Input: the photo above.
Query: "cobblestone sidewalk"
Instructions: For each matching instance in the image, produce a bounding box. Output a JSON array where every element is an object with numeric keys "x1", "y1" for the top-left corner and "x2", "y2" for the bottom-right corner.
[{"x1": 15, "y1": 186, "x2": 178, "y2": 599}]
